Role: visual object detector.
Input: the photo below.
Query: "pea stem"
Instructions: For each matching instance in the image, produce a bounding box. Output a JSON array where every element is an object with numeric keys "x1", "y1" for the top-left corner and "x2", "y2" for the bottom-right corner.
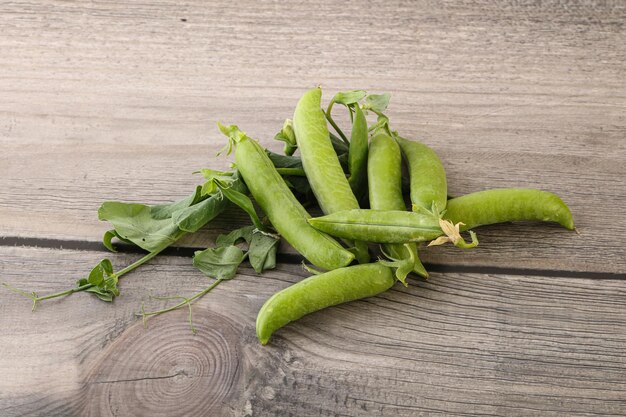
[
  {"x1": 114, "y1": 247, "x2": 163, "y2": 277},
  {"x1": 325, "y1": 100, "x2": 350, "y2": 145},
  {"x1": 139, "y1": 279, "x2": 224, "y2": 332},
  {"x1": 10, "y1": 246, "x2": 167, "y2": 309},
  {"x1": 141, "y1": 279, "x2": 222, "y2": 317},
  {"x1": 33, "y1": 283, "x2": 93, "y2": 302}
]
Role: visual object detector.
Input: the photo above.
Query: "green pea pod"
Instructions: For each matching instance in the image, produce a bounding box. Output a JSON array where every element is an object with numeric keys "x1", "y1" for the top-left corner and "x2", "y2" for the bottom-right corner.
[
  {"x1": 308, "y1": 209, "x2": 443, "y2": 243},
  {"x1": 293, "y1": 87, "x2": 370, "y2": 263},
  {"x1": 348, "y1": 105, "x2": 368, "y2": 203},
  {"x1": 368, "y1": 131, "x2": 428, "y2": 280},
  {"x1": 221, "y1": 124, "x2": 355, "y2": 271},
  {"x1": 256, "y1": 263, "x2": 395, "y2": 345},
  {"x1": 444, "y1": 188, "x2": 575, "y2": 231},
  {"x1": 395, "y1": 135, "x2": 447, "y2": 214},
  {"x1": 293, "y1": 87, "x2": 360, "y2": 214}
]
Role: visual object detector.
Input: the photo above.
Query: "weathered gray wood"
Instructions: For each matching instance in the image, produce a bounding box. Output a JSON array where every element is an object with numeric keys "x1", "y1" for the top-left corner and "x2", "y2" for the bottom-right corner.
[
  {"x1": 1, "y1": 246, "x2": 625, "y2": 416},
  {"x1": 1, "y1": 1, "x2": 624, "y2": 274},
  {"x1": 1, "y1": 139, "x2": 624, "y2": 273},
  {"x1": 1, "y1": 0, "x2": 625, "y2": 416}
]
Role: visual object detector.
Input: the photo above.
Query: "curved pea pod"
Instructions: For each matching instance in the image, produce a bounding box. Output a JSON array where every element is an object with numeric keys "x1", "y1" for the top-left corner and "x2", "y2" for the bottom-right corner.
[
  {"x1": 222, "y1": 124, "x2": 355, "y2": 271},
  {"x1": 256, "y1": 263, "x2": 395, "y2": 345},
  {"x1": 293, "y1": 87, "x2": 370, "y2": 263},
  {"x1": 308, "y1": 209, "x2": 444, "y2": 243},
  {"x1": 368, "y1": 131, "x2": 427, "y2": 280},
  {"x1": 395, "y1": 135, "x2": 447, "y2": 214},
  {"x1": 293, "y1": 87, "x2": 359, "y2": 214},
  {"x1": 444, "y1": 188, "x2": 575, "y2": 231}
]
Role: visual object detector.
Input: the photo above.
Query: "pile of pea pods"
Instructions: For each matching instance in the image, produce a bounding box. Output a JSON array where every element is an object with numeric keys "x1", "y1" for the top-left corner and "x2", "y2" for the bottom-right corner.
[{"x1": 220, "y1": 87, "x2": 575, "y2": 345}]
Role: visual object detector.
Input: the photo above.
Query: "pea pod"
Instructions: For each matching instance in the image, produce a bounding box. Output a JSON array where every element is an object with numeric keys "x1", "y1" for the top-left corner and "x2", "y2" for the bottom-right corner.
[
  {"x1": 444, "y1": 188, "x2": 575, "y2": 231},
  {"x1": 309, "y1": 209, "x2": 478, "y2": 249},
  {"x1": 395, "y1": 135, "x2": 447, "y2": 214},
  {"x1": 256, "y1": 263, "x2": 395, "y2": 345},
  {"x1": 221, "y1": 124, "x2": 354, "y2": 270},
  {"x1": 368, "y1": 131, "x2": 428, "y2": 280},
  {"x1": 347, "y1": 105, "x2": 368, "y2": 202},
  {"x1": 309, "y1": 209, "x2": 442, "y2": 243},
  {"x1": 293, "y1": 87, "x2": 370, "y2": 263}
]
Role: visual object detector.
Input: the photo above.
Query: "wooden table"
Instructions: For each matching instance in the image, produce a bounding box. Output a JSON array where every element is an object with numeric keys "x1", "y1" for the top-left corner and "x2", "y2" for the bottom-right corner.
[{"x1": 1, "y1": 1, "x2": 625, "y2": 416}]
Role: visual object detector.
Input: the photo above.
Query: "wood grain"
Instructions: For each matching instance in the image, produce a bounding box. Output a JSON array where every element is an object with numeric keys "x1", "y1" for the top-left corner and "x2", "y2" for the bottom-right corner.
[
  {"x1": 1, "y1": 139, "x2": 624, "y2": 273},
  {"x1": 1, "y1": 246, "x2": 625, "y2": 416},
  {"x1": 1, "y1": 0, "x2": 625, "y2": 274},
  {"x1": 1, "y1": 0, "x2": 625, "y2": 415}
]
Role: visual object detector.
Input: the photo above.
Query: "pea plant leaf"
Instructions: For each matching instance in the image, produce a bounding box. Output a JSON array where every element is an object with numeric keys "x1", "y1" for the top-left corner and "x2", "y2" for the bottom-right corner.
[
  {"x1": 217, "y1": 182, "x2": 266, "y2": 232},
  {"x1": 193, "y1": 246, "x2": 247, "y2": 280},
  {"x1": 99, "y1": 173, "x2": 248, "y2": 253},
  {"x1": 172, "y1": 193, "x2": 229, "y2": 233},
  {"x1": 195, "y1": 169, "x2": 234, "y2": 196},
  {"x1": 98, "y1": 202, "x2": 184, "y2": 253},
  {"x1": 332, "y1": 90, "x2": 367, "y2": 106},
  {"x1": 363, "y1": 93, "x2": 391, "y2": 114},
  {"x1": 194, "y1": 224, "x2": 280, "y2": 280},
  {"x1": 150, "y1": 186, "x2": 205, "y2": 219},
  {"x1": 102, "y1": 229, "x2": 133, "y2": 252},
  {"x1": 248, "y1": 230, "x2": 280, "y2": 273},
  {"x1": 216, "y1": 225, "x2": 280, "y2": 273},
  {"x1": 215, "y1": 225, "x2": 255, "y2": 247},
  {"x1": 76, "y1": 259, "x2": 120, "y2": 302},
  {"x1": 266, "y1": 150, "x2": 303, "y2": 169}
]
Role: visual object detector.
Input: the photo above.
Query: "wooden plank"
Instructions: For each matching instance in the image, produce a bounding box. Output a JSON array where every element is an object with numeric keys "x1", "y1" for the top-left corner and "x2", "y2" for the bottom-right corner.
[
  {"x1": 1, "y1": 0, "x2": 624, "y2": 273},
  {"x1": 1, "y1": 246, "x2": 625, "y2": 416},
  {"x1": 1, "y1": 140, "x2": 624, "y2": 274}
]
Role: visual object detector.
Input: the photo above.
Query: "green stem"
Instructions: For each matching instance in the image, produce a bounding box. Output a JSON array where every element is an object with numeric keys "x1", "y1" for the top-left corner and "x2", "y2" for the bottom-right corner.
[
  {"x1": 28, "y1": 244, "x2": 169, "y2": 305},
  {"x1": 454, "y1": 231, "x2": 479, "y2": 249},
  {"x1": 114, "y1": 247, "x2": 163, "y2": 277},
  {"x1": 139, "y1": 279, "x2": 224, "y2": 331},
  {"x1": 33, "y1": 283, "x2": 94, "y2": 302},
  {"x1": 325, "y1": 101, "x2": 350, "y2": 145}
]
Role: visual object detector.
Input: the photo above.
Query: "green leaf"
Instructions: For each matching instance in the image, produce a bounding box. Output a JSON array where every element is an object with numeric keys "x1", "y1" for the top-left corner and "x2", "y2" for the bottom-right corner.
[
  {"x1": 379, "y1": 257, "x2": 412, "y2": 286},
  {"x1": 364, "y1": 93, "x2": 391, "y2": 114},
  {"x1": 87, "y1": 259, "x2": 113, "y2": 286},
  {"x1": 79, "y1": 259, "x2": 120, "y2": 302},
  {"x1": 332, "y1": 90, "x2": 367, "y2": 105},
  {"x1": 151, "y1": 186, "x2": 204, "y2": 220},
  {"x1": 196, "y1": 170, "x2": 234, "y2": 196},
  {"x1": 215, "y1": 225, "x2": 255, "y2": 247},
  {"x1": 98, "y1": 184, "x2": 219, "y2": 252},
  {"x1": 265, "y1": 150, "x2": 303, "y2": 169},
  {"x1": 329, "y1": 131, "x2": 350, "y2": 155},
  {"x1": 196, "y1": 168, "x2": 233, "y2": 180},
  {"x1": 98, "y1": 202, "x2": 182, "y2": 252},
  {"x1": 103, "y1": 230, "x2": 119, "y2": 252},
  {"x1": 193, "y1": 246, "x2": 246, "y2": 280},
  {"x1": 171, "y1": 192, "x2": 228, "y2": 233},
  {"x1": 248, "y1": 230, "x2": 280, "y2": 273},
  {"x1": 217, "y1": 183, "x2": 265, "y2": 231}
]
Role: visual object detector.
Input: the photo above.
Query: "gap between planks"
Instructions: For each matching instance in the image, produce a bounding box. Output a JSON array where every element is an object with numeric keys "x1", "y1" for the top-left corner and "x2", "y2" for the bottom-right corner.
[{"x1": 2, "y1": 235, "x2": 624, "y2": 281}]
